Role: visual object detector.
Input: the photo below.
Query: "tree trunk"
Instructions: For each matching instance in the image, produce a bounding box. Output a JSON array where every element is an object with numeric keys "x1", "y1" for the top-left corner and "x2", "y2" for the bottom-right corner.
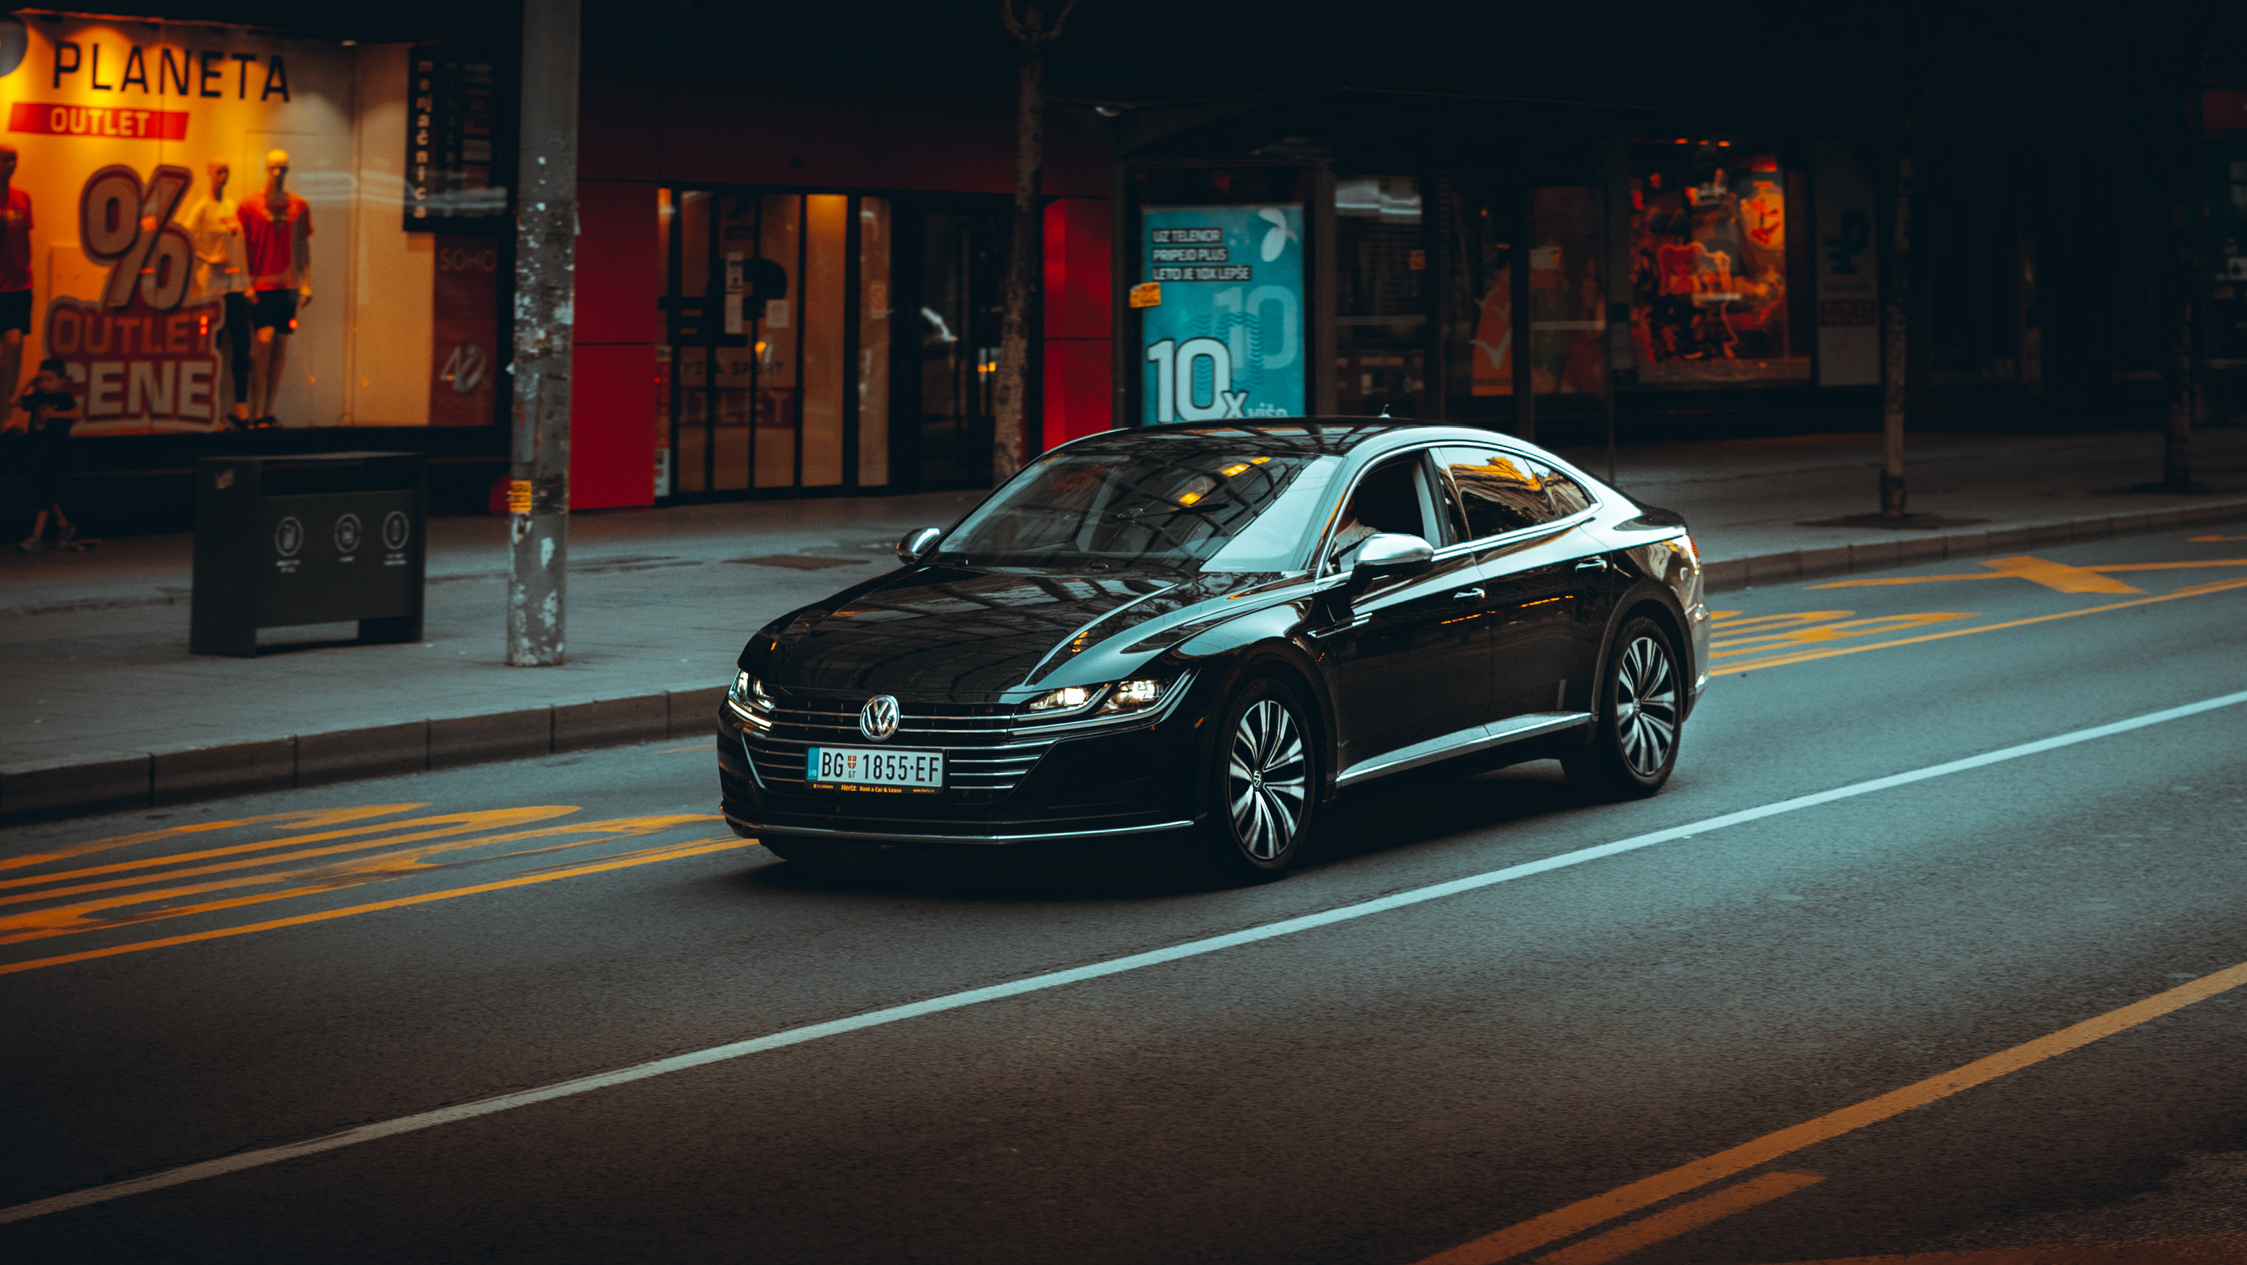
[
  {"x1": 992, "y1": 50, "x2": 1044, "y2": 484},
  {"x1": 1880, "y1": 153, "x2": 1912, "y2": 518},
  {"x1": 2163, "y1": 123, "x2": 2196, "y2": 492}
]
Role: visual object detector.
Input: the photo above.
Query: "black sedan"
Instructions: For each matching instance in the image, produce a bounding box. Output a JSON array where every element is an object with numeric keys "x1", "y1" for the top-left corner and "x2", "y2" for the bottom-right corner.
[{"x1": 718, "y1": 420, "x2": 1709, "y2": 880}]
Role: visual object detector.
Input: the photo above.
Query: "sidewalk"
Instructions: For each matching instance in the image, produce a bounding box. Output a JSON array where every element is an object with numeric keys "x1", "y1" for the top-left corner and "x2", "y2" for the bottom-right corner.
[{"x1": 5, "y1": 428, "x2": 2246, "y2": 824}]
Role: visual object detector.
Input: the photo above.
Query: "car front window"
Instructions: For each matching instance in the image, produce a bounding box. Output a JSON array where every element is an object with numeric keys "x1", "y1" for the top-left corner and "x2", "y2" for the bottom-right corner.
[{"x1": 938, "y1": 443, "x2": 1343, "y2": 572}]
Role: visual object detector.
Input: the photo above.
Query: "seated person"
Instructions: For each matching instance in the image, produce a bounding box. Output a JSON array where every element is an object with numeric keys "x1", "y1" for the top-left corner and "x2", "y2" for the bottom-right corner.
[{"x1": 1328, "y1": 459, "x2": 1429, "y2": 571}]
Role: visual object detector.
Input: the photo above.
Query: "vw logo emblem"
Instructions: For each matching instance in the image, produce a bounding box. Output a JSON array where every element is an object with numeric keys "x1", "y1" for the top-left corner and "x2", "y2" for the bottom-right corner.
[{"x1": 859, "y1": 695, "x2": 901, "y2": 742}]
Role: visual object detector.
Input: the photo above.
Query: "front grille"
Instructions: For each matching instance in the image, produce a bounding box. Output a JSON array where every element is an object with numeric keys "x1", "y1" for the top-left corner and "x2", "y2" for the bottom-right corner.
[{"x1": 742, "y1": 698, "x2": 1104, "y2": 798}]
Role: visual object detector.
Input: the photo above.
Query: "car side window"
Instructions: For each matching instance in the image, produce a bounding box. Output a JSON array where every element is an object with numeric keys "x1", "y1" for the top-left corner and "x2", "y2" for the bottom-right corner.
[
  {"x1": 1434, "y1": 446, "x2": 1555, "y2": 540},
  {"x1": 1325, "y1": 452, "x2": 1440, "y2": 573},
  {"x1": 1535, "y1": 460, "x2": 1595, "y2": 518}
]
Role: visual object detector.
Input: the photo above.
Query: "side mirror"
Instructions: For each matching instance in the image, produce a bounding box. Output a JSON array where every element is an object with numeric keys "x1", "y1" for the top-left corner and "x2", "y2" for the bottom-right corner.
[
  {"x1": 1354, "y1": 532, "x2": 1433, "y2": 576},
  {"x1": 896, "y1": 527, "x2": 943, "y2": 565},
  {"x1": 1343, "y1": 533, "x2": 1433, "y2": 599}
]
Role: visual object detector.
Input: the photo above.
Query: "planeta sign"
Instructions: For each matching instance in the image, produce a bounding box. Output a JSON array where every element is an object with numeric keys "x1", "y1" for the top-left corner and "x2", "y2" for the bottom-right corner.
[{"x1": 44, "y1": 161, "x2": 223, "y2": 425}]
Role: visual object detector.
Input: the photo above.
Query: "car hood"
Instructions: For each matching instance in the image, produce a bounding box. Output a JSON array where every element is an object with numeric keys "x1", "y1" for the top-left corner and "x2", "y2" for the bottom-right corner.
[{"x1": 761, "y1": 564, "x2": 1231, "y2": 698}]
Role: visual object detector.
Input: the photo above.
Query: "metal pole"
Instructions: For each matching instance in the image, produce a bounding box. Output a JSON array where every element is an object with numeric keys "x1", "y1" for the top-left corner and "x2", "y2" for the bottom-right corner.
[{"x1": 507, "y1": 0, "x2": 578, "y2": 665}]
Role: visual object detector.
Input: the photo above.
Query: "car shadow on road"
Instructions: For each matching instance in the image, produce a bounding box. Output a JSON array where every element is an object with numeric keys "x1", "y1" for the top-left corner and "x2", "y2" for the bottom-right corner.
[{"x1": 718, "y1": 758, "x2": 1597, "y2": 904}]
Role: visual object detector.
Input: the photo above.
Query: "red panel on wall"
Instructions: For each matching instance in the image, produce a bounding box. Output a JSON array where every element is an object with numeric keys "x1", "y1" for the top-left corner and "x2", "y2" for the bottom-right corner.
[
  {"x1": 569, "y1": 343, "x2": 659, "y2": 510},
  {"x1": 1043, "y1": 197, "x2": 1112, "y2": 341},
  {"x1": 575, "y1": 181, "x2": 659, "y2": 346},
  {"x1": 1041, "y1": 338, "x2": 1112, "y2": 452}
]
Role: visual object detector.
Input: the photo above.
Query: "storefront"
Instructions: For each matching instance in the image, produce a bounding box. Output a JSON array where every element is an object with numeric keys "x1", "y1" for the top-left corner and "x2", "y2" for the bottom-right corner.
[
  {"x1": 1111, "y1": 109, "x2": 1878, "y2": 444},
  {"x1": 655, "y1": 186, "x2": 1013, "y2": 496},
  {"x1": 0, "y1": 12, "x2": 504, "y2": 433}
]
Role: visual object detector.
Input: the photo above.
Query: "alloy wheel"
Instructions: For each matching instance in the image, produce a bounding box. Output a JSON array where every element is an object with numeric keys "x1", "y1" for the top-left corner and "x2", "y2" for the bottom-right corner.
[
  {"x1": 1614, "y1": 634, "x2": 1681, "y2": 778},
  {"x1": 1227, "y1": 698, "x2": 1309, "y2": 860}
]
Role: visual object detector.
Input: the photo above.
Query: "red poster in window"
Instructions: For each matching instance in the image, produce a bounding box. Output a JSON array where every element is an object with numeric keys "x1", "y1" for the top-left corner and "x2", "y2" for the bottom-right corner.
[{"x1": 429, "y1": 236, "x2": 498, "y2": 426}]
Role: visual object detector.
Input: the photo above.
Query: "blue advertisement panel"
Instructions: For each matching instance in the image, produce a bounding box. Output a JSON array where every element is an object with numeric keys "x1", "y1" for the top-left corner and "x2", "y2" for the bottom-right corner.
[{"x1": 1139, "y1": 204, "x2": 1305, "y2": 423}]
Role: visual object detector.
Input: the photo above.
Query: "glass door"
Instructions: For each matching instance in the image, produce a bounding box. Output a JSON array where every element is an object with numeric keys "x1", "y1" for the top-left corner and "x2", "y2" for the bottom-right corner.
[{"x1": 660, "y1": 188, "x2": 890, "y2": 495}]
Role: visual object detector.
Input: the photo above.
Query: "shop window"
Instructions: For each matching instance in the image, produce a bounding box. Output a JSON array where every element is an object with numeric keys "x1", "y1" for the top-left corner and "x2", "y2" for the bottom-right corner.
[
  {"x1": 1443, "y1": 186, "x2": 1606, "y2": 412},
  {"x1": 662, "y1": 188, "x2": 889, "y2": 494},
  {"x1": 1629, "y1": 142, "x2": 1809, "y2": 386},
  {"x1": 1335, "y1": 175, "x2": 1426, "y2": 418},
  {"x1": 0, "y1": 18, "x2": 507, "y2": 432},
  {"x1": 914, "y1": 209, "x2": 1004, "y2": 486}
]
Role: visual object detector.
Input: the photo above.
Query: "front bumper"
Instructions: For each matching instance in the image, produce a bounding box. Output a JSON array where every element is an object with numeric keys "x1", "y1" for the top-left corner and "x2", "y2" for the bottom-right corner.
[{"x1": 716, "y1": 695, "x2": 1206, "y2": 845}]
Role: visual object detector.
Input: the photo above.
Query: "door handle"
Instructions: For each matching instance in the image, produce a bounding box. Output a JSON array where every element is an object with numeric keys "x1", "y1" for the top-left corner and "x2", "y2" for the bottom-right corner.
[
  {"x1": 1573, "y1": 557, "x2": 1610, "y2": 572},
  {"x1": 1450, "y1": 587, "x2": 1486, "y2": 603}
]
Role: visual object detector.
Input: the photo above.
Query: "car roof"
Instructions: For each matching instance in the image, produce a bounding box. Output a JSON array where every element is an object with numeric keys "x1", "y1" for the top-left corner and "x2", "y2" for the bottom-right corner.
[{"x1": 1060, "y1": 419, "x2": 1530, "y2": 459}]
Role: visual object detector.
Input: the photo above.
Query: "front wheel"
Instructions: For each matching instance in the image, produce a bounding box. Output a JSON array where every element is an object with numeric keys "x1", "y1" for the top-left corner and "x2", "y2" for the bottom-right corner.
[
  {"x1": 1564, "y1": 616, "x2": 1683, "y2": 800},
  {"x1": 1198, "y1": 678, "x2": 1316, "y2": 882}
]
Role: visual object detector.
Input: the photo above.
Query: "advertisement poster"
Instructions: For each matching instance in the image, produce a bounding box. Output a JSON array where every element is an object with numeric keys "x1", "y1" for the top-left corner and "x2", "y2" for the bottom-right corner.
[
  {"x1": 1814, "y1": 140, "x2": 1880, "y2": 387},
  {"x1": 0, "y1": 14, "x2": 479, "y2": 432},
  {"x1": 1140, "y1": 204, "x2": 1304, "y2": 424}
]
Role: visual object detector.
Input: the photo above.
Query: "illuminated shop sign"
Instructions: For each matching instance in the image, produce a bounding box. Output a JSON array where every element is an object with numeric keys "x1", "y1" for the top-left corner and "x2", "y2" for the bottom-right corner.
[
  {"x1": 44, "y1": 161, "x2": 225, "y2": 426},
  {"x1": 1140, "y1": 205, "x2": 1305, "y2": 423},
  {"x1": 0, "y1": 14, "x2": 499, "y2": 433}
]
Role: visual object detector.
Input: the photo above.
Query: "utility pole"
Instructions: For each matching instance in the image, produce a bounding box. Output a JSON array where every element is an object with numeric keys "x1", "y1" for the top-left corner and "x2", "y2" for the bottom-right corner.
[{"x1": 507, "y1": 0, "x2": 578, "y2": 665}]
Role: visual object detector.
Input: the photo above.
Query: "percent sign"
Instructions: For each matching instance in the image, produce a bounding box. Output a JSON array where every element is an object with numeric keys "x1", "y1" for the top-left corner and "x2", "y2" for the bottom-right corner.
[{"x1": 79, "y1": 162, "x2": 195, "y2": 311}]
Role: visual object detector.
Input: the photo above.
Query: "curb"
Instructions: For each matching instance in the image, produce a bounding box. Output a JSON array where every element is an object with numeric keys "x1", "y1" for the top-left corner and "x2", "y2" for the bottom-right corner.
[
  {"x1": 6, "y1": 499, "x2": 2247, "y2": 829},
  {"x1": 0, "y1": 687, "x2": 726, "y2": 827},
  {"x1": 1696, "y1": 500, "x2": 2247, "y2": 593}
]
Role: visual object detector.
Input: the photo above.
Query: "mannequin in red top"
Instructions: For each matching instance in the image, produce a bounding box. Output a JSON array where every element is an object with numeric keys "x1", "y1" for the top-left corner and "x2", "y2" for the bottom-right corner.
[
  {"x1": 0, "y1": 144, "x2": 33, "y2": 412},
  {"x1": 238, "y1": 148, "x2": 312, "y2": 426}
]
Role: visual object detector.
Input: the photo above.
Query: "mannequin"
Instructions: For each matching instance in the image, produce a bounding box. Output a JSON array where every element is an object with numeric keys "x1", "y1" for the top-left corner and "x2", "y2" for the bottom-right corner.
[
  {"x1": 0, "y1": 144, "x2": 33, "y2": 409},
  {"x1": 181, "y1": 159, "x2": 252, "y2": 426},
  {"x1": 238, "y1": 148, "x2": 312, "y2": 426}
]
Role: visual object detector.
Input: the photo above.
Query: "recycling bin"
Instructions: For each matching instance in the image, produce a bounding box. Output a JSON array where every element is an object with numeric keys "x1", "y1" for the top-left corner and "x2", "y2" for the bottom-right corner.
[{"x1": 190, "y1": 451, "x2": 427, "y2": 657}]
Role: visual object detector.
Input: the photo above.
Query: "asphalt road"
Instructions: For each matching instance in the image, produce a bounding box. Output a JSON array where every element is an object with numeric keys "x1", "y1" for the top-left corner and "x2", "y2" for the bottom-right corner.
[{"x1": 5, "y1": 529, "x2": 2247, "y2": 1265}]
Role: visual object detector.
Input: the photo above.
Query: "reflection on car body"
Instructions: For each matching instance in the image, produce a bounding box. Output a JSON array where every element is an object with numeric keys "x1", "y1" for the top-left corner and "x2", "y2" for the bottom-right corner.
[{"x1": 718, "y1": 419, "x2": 1710, "y2": 881}]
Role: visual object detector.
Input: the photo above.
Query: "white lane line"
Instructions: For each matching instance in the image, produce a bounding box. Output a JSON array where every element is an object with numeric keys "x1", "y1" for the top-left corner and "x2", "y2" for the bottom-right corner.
[{"x1": 7, "y1": 687, "x2": 2245, "y2": 1226}]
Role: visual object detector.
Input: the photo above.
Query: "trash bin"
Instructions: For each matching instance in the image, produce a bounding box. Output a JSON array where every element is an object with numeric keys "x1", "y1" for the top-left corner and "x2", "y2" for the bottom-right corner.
[{"x1": 190, "y1": 452, "x2": 427, "y2": 657}]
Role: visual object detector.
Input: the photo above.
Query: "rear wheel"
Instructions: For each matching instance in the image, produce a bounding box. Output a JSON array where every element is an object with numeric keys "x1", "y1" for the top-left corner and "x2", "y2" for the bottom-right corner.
[
  {"x1": 1565, "y1": 616, "x2": 1683, "y2": 800},
  {"x1": 1199, "y1": 678, "x2": 1316, "y2": 882}
]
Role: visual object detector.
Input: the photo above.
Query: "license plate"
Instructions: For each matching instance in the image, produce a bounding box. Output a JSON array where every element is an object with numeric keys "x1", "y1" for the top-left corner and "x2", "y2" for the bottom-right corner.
[{"x1": 806, "y1": 746, "x2": 944, "y2": 791}]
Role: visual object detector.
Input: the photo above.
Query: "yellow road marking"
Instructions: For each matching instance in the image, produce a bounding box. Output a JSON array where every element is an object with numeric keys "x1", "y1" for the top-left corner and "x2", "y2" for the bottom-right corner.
[
  {"x1": 1812, "y1": 555, "x2": 2247, "y2": 595},
  {"x1": 0, "y1": 813, "x2": 718, "y2": 947},
  {"x1": 1754, "y1": 1233, "x2": 2247, "y2": 1263},
  {"x1": 1532, "y1": 1172, "x2": 1825, "y2": 1265},
  {"x1": 0, "y1": 804, "x2": 430, "y2": 875},
  {"x1": 2189, "y1": 533, "x2": 2247, "y2": 542},
  {"x1": 1721, "y1": 575, "x2": 2247, "y2": 674},
  {"x1": 662, "y1": 741, "x2": 715, "y2": 754},
  {"x1": 1411, "y1": 959, "x2": 2247, "y2": 1265},
  {"x1": 0, "y1": 806, "x2": 582, "y2": 900},
  {"x1": 0, "y1": 834, "x2": 757, "y2": 977},
  {"x1": 1711, "y1": 613, "x2": 1975, "y2": 658}
]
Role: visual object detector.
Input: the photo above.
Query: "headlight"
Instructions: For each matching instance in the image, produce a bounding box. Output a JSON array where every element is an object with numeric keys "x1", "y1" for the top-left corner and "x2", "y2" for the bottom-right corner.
[
  {"x1": 1026, "y1": 684, "x2": 1096, "y2": 713},
  {"x1": 726, "y1": 671, "x2": 774, "y2": 726},
  {"x1": 1100, "y1": 678, "x2": 1167, "y2": 713},
  {"x1": 1025, "y1": 677, "x2": 1172, "y2": 717}
]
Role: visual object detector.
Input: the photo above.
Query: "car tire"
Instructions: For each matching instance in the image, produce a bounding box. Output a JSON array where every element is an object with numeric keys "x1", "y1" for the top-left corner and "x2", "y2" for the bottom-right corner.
[
  {"x1": 759, "y1": 834, "x2": 884, "y2": 872},
  {"x1": 1564, "y1": 615, "x2": 1683, "y2": 800},
  {"x1": 1198, "y1": 676, "x2": 1317, "y2": 883}
]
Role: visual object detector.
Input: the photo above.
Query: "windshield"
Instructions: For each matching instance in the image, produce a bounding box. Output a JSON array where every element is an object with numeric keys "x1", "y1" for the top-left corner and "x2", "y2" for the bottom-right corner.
[{"x1": 939, "y1": 442, "x2": 1341, "y2": 572}]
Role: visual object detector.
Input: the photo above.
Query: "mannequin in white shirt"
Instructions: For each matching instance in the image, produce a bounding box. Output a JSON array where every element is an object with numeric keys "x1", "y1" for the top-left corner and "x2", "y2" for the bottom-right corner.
[{"x1": 181, "y1": 160, "x2": 252, "y2": 426}]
